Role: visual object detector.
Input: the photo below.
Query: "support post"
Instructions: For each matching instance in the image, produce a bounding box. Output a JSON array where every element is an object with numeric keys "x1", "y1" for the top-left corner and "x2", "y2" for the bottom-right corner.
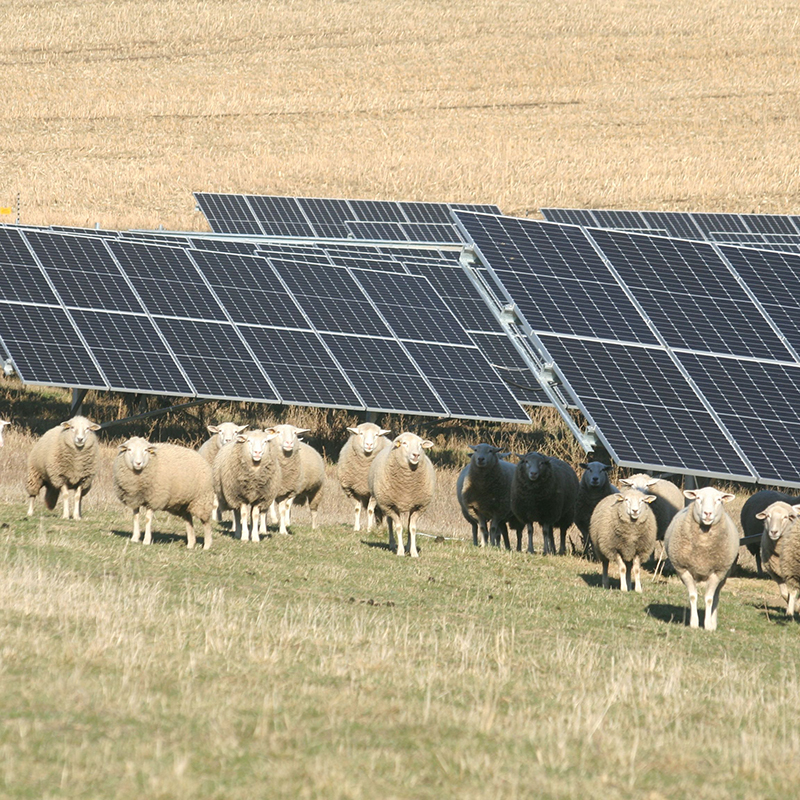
[{"x1": 70, "y1": 388, "x2": 88, "y2": 417}]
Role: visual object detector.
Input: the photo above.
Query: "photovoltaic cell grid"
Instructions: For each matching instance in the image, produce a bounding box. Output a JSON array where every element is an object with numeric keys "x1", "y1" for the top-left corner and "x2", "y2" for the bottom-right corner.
[
  {"x1": 541, "y1": 208, "x2": 800, "y2": 249},
  {"x1": 0, "y1": 226, "x2": 530, "y2": 422},
  {"x1": 454, "y1": 210, "x2": 800, "y2": 486},
  {"x1": 194, "y1": 192, "x2": 502, "y2": 244}
]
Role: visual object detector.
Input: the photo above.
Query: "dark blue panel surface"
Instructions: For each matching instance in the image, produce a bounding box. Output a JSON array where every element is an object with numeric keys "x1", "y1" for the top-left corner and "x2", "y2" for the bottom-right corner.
[
  {"x1": 239, "y1": 326, "x2": 363, "y2": 408},
  {"x1": 247, "y1": 195, "x2": 315, "y2": 237},
  {"x1": 537, "y1": 335, "x2": 752, "y2": 476},
  {"x1": 0, "y1": 303, "x2": 106, "y2": 388},
  {"x1": 320, "y1": 334, "x2": 448, "y2": 416},
  {"x1": 466, "y1": 331, "x2": 544, "y2": 404},
  {"x1": 193, "y1": 193, "x2": 264, "y2": 236}
]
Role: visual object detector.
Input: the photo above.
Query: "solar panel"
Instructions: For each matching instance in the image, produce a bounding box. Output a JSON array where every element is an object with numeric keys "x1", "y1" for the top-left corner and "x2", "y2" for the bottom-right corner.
[
  {"x1": 0, "y1": 303, "x2": 107, "y2": 389},
  {"x1": 193, "y1": 193, "x2": 264, "y2": 236},
  {"x1": 246, "y1": 195, "x2": 315, "y2": 237},
  {"x1": 586, "y1": 228, "x2": 795, "y2": 361},
  {"x1": 296, "y1": 197, "x2": 353, "y2": 239},
  {"x1": 540, "y1": 208, "x2": 599, "y2": 226},
  {"x1": 537, "y1": 336, "x2": 753, "y2": 479},
  {"x1": 345, "y1": 221, "x2": 408, "y2": 241},
  {"x1": 465, "y1": 332, "x2": 544, "y2": 405}
]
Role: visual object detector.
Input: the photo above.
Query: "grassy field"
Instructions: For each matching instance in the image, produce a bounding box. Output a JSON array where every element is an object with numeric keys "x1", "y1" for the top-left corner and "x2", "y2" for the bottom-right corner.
[{"x1": 3, "y1": 0, "x2": 800, "y2": 796}]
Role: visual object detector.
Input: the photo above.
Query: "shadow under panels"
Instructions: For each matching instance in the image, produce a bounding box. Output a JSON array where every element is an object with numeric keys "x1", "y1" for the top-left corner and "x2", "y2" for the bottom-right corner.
[{"x1": 454, "y1": 211, "x2": 800, "y2": 486}]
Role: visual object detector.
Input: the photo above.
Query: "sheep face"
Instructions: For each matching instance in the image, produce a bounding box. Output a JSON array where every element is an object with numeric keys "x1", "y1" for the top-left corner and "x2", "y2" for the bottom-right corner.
[
  {"x1": 468, "y1": 443, "x2": 508, "y2": 470},
  {"x1": 755, "y1": 501, "x2": 800, "y2": 542},
  {"x1": 614, "y1": 490, "x2": 656, "y2": 520},
  {"x1": 581, "y1": 461, "x2": 613, "y2": 489},
  {"x1": 684, "y1": 487, "x2": 735, "y2": 528},
  {"x1": 517, "y1": 452, "x2": 550, "y2": 483},
  {"x1": 208, "y1": 422, "x2": 247, "y2": 445},
  {"x1": 62, "y1": 417, "x2": 101, "y2": 449},
  {"x1": 347, "y1": 423, "x2": 391, "y2": 455},
  {"x1": 0, "y1": 419, "x2": 9, "y2": 447},
  {"x1": 392, "y1": 432, "x2": 433, "y2": 468},
  {"x1": 271, "y1": 424, "x2": 310, "y2": 454},
  {"x1": 237, "y1": 429, "x2": 279, "y2": 464},
  {"x1": 118, "y1": 437, "x2": 156, "y2": 473}
]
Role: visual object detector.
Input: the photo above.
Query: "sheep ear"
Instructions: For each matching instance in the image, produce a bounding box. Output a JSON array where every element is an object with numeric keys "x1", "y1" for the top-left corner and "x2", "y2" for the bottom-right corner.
[
  {"x1": 118, "y1": 442, "x2": 129, "y2": 453},
  {"x1": 236, "y1": 433, "x2": 248, "y2": 443},
  {"x1": 421, "y1": 440, "x2": 434, "y2": 449},
  {"x1": 683, "y1": 489, "x2": 699, "y2": 500},
  {"x1": 643, "y1": 494, "x2": 657, "y2": 504},
  {"x1": 146, "y1": 445, "x2": 157, "y2": 455},
  {"x1": 264, "y1": 431, "x2": 280, "y2": 441},
  {"x1": 207, "y1": 425, "x2": 220, "y2": 434},
  {"x1": 579, "y1": 462, "x2": 589, "y2": 469},
  {"x1": 720, "y1": 493, "x2": 735, "y2": 503},
  {"x1": 294, "y1": 427, "x2": 311, "y2": 435},
  {"x1": 235, "y1": 424, "x2": 248, "y2": 433},
  {"x1": 499, "y1": 452, "x2": 512, "y2": 459},
  {"x1": 347, "y1": 427, "x2": 360, "y2": 435},
  {"x1": 468, "y1": 445, "x2": 477, "y2": 451},
  {"x1": 613, "y1": 494, "x2": 626, "y2": 503},
  {"x1": 393, "y1": 439, "x2": 402, "y2": 448},
  {"x1": 602, "y1": 464, "x2": 612, "y2": 472},
  {"x1": 89, "y1": 422, "x2": 101, "y2": 431},
  {"x1": 60, "y1": 420, "x2": 72, "y2": 429},
  {"x1": 755, "y1": 510, "x2": 768, "y2": 520},
  {"x1": 792, "y1": 504, "x2": 800, "y2": 514},
  {"x1": 620, "y1": 478, "x2": 632, "y2": 486},
  {"x1": 379, "y1": 429, "x2": 391, "y2": 436}
]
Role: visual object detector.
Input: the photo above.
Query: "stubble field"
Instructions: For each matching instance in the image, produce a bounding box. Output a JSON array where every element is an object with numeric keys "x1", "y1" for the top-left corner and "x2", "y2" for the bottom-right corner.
[{"x1": 2, "y1": 1, "x2": 800, "y2": 798}]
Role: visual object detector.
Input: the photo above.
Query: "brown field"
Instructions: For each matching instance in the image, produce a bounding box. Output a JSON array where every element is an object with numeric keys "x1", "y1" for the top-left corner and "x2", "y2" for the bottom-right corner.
[
  {"x1": 3, "y1": 0, "x2": 800, "y2": 232},
  {"x1": 2, "y1": 2, "x2": 800, "y2": 798}
]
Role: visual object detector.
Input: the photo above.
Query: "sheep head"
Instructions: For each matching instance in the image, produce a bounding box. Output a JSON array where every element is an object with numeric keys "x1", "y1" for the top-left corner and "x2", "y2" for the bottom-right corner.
[
  {"x1": 613, "y1": 489, "x2": 656, "y2": 521},
  {"x1": 118, "y1": 437, "x2": 156, "y2": 472},
  {"x1": 347, "y1": 423, "x2": 391, "y2": 454},
  {"x1": 392, "y1": 432, "x2": 433, "y2": 467},
  {"x1": 684, "y1": 487, "x2": 735, "y2": 529},
  {"x1": 61, "y1": 416, "x2": 101, "y2": 449},
  {"x1": 755, "y1": 501, "x2": 800, "y2": 541}
]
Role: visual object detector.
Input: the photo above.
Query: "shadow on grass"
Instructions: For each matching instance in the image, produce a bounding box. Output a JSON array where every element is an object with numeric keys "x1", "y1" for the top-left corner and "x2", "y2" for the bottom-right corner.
[
  {"x1": 361, "y1": 539, "x2": 405, "y2": 554},
  {"x1": 645, "y1": 603, "x2": 689, "y2": 626},
  {"x1": 580, "y1": 572, "x2": 605, "y2": 589},
  {"x1": 109, "y1": 528, "x2": 213, "y2": 547},
  {"x1": 748, "y1": 601, "x2": 800, "y2": 626}
]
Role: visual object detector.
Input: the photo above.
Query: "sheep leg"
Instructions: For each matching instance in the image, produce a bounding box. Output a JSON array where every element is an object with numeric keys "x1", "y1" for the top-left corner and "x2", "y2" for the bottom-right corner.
[
  {"x1": 202, "y1": 519, "x2": 213, "y2": 550},
  {"x1": 278, "y1": 499, "x2": 291, "y2": 535},
  {"x1": 269, "y1": 501, "x2": 279, "y2": 524},
  {"x1": 678, "y1": 569, "x2": 700, "y2": 628},
  {"x1": 542, "y1": 523, "x2": 556, "y2": 555},
  {"x1": 286, "y1": 497, "x2": 295, "y2": 526},
  {"x1": 310, "y1": 507, "x2": 319, "y2": 530},
  {"x1": 72, "y1": 485, "x2": 83, "y2": 520},
  {"x1": 704, "y1": 574, "x2": 723, "y2": 631},
  {"x1": 558, "y1": 526, "x2": 567, "y2": 556},
  {"x1": 353, "y1": 500, "x2": 362, "y2": 532},
  {"x1": 367, "y1": 497, "x2": 378, "y2": 533},
  {"x1": 184, "y1": 514, "x2": 196, "y2": 550},
  {"x1": 27, "y1": 496, "x2": 35, "y2": 516},
  {"x1": 211, "y1": 496, "x2": 220, "y2": 523},
  {"x1": 388, "y1": 514, "x2": 404, "y2": 556},
  {"x1": 617, "y1": 554, "x2": 629, "y2": 592},
  {"x1": 779, "y1": 582, "x2": 789, "y2": 603},
  {"x1": 632, "y1": 555, "x2": 643, "y2": 594},
  {"x1": 787, "y1": 589, "x2": 798, "y2": 618},
  {"x1": 602, "y1": 559, "x2": 610, "y2": 590},
  {"x1": 408, "y1": 512, "x2": 419, "y2": 558},
  {"x1": 132, "y1": 507, "x2": 142, "y2": 542},
  {"x1": 240, "y1": 503, "x2": 251, "y2": 542},
  {"x1": 250, "y1": 505, "x2": 260, "y2": 543},
  {"x1": 527, "y1": 525, "x2": 535, "y2": 555},
  {"x1": 478, "y1": 515, "x2": 491, "y2": 548},
  {"x1": 257, "y1": 509, "x2": 268, "y2": 537},
  {"x1": 496, "y1": 521, "x2": 511, "y2": 551},
  {"x1": 61, "y1": 486, "x2": 71, "y2": 520},
  {"x1": 143, "y1": 508, "x2": 154, "y2": 545}
]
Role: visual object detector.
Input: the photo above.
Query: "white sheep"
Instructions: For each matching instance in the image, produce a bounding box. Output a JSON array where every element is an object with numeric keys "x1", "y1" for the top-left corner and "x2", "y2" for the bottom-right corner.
[
  {"x1": 619, "y1": 473, "x2": 684, "y2": 541},
  {"x1": 213, "y1": 428, "x2": 281, "y2": 542},
  {"x1": 0, "y1": 419, "x2": 10, "y2": 447},
  {"x1": 199, "y1": 421, "x2": 248, "y2": 522},
  {"x1": 755, "y1": 501, "x2": 800, "y2": 617},
  {"x1": 368, "y1": 431, "x2": 436, "y2": 557},
  {"x1": 26, "y1": 415, "x2": 101, "y2": 520},
  {"x1": 269, "y1": 423, "x2": 310, "y2": 535},
  {"x1": 664, "y1": 487, "x2": 738, "y2": 631},
  {"x1": 589, "y1": 489, "x2": 657, "y2": 592},
  {"x1": 337, "y1": 423, "x2": 391, "y2": 531},
  {"x1": 113, "y1": 437, "x2": 215, "y2": 549},
  {"x1": 740, "y1": 489, "x2": 796, "y2": 574},
  {"x1": 456, "y1": 443, "x2": 519, "y2": 549},
  {"x1": 574, "y1": 462, "x2": 619, "y2": 557},
  {"x1": 290, "y1": 441, "x2": 325, "y2": 529}
]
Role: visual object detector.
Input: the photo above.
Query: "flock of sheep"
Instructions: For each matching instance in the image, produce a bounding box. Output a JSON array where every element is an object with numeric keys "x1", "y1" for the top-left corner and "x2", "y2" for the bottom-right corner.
[{"x1": 12, "y1": 414, "x2": 800, "y2": 631}]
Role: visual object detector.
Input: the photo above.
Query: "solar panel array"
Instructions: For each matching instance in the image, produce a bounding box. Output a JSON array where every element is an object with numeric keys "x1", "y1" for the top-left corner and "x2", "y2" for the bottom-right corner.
[
  {"x1": 540, "y1": 208, "x2": 800, "y2": 252},
  {"x1": 0, "y1": 224, "x2": 532, "y2": 423},
  {"x1": 454, "y1": 211, "x2": 800, "y2": 487},
  {"x1": 194, "y1": 192, "x2": 501, "y2": 244}
]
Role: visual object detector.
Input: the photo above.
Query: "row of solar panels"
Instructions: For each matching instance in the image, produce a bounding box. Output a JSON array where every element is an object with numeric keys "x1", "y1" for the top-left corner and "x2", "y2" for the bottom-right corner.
[
  {"x1": 0, "y1": 221, "x2": 534, "y2": 424},
  {"x1": 193, "y1": 192, "x2": 502, "y2": 244},
  {"x1": 450, "y1": 210, "x2": 800, "y2": 487},
  {"x1": 541, "y1": 208, "x2": 800, "y2": 252}
]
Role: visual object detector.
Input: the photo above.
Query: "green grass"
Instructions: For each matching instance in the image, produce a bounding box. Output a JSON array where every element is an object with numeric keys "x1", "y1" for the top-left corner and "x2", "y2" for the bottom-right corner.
[{"x1": 1, "y1": 500, "x2": 799, "y2": 799}]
